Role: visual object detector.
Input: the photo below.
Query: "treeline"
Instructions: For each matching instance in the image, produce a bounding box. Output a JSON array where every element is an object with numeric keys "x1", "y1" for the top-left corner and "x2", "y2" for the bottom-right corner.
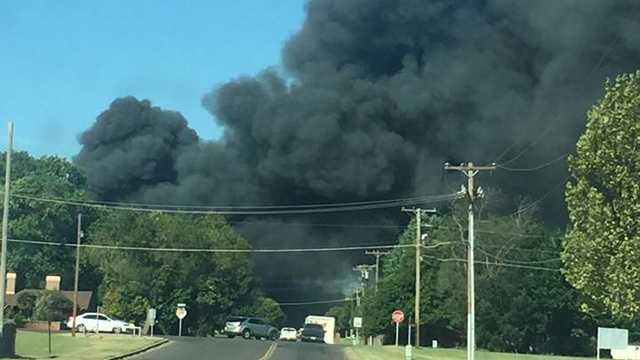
[
  {"x1": 0, "y1": 153, "x2": 284, "y2": 335},
  {"x1": 326, "y1": 70, "x2": 640, "y2": 356},
  {"x1": 327, "y1": 204, "x2": 597, "y2": 356}
]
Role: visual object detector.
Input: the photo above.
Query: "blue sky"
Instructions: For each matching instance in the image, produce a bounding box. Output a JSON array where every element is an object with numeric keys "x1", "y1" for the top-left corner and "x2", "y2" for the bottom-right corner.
[{"x1": 0, "y1": 0, "x2": 306, "y2": 157}]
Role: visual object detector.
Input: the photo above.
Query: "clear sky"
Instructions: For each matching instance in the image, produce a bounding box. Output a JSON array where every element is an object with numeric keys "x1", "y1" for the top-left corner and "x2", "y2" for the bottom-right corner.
[{"x1": 0, "y1": 0, "x2": 306, "y2": 157}]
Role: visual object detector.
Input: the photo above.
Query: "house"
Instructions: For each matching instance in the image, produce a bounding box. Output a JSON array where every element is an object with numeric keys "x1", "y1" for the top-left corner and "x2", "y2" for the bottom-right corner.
[
  {"x1": 4, "y1": 273, "x2": 94, "y2": 330},
  {"x1": 5, "y1": 274, "x2": 93, "y2": 310}
]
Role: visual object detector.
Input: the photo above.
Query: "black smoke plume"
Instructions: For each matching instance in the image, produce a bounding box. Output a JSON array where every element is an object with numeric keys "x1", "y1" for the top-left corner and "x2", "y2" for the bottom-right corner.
[{"x1": 75, "y1": 0, "x2": 640, "y2": 321}]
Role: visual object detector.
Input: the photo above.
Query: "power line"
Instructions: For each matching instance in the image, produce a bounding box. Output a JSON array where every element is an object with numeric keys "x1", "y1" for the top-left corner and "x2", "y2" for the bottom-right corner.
[
  {"x1": 475, "y1": 246, "x2": 562, "y2": 265},
  {"x1": 276, "y1": 298, "x2": 352, "y2": 306},
  {"x1": 11, "y1": 192, "x2": 463, "y2": 215},
  {"x1": 496, "y1": 126, "x2": 555, "y2": 166},
  {"x1": 497, "y1": 152, "x2": 569, "y2": 172},
  {"x1": 11, "y1": 192, "x2": 454, "y2": 210},
  {"x1": 422, "y1": 254, "x2": 561, "y2": 272},
  {"x1": 472, "y1": 244, "x2": 560, "y2": 255},
  {"x1": 421, "y1": 241, "x2": 458, "y2": 249},
  {"x1": 227, "y1": 220, "x2": 406, "y2": 229},
  {"x1": 494, "y1": 37, "x2": 622, "y2": 167},
  {"x1": 6, "y1": 238, "x2": 412, "y2": 253},
  {"x1": 507, "y1": 178, "x2": 568, "y2": 217}
]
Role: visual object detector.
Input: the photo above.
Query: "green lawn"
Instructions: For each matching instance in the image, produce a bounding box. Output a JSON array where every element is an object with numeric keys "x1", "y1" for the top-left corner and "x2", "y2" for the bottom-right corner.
[
  {"x1": 1, "y1": 330, "x2": 163, "y2": 360},
  {"x1": 346, "y1": 346, "x2": 591, "y2": 360}
]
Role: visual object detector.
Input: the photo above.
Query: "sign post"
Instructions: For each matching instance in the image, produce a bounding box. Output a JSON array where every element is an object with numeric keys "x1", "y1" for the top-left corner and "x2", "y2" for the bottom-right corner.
[
  {"x1": 96, "y1": 306, "x2": 102, "y2": 335},
  {"x1": 392, "y1": 310, "x2": 405, "y2": 347},
  {"x1": 148, "y1": 308, "x2": 157, "y2": 337},
  {"x1": 176, "y1": 303, "x2": 187, "y2": 337},
  {"x1": 353, "y1": 317, "x2": 362, "y2": 345}
]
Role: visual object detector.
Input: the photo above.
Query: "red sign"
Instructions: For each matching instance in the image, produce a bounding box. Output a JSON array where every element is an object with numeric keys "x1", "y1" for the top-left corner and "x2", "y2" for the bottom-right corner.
[{"x1": 392, "y1": 310, "x2": 404, "y2": 323}]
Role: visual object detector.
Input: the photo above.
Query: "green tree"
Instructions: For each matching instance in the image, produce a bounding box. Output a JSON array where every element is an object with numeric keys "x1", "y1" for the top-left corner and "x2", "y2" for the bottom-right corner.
[
  {"x1": 253, "y1": 297, "x2": 285, "y2": 327},
  {"x1": 326, "y1": 306, "x2": 350, "y2": 336},
  {"x1": 33, "y1": 290, "x2": 73, "y2": 354},
  {"x1": 564, "y1": 70, "x2": 640, "y2": 321},
  {"x1": 87, "y1": 211, "x2": 256, "y2": 336},
  {"x1": 360, "y1": 200, "x2": 595, "y2": 355},
  {"x1": 0, "y1": 153, "x2": 95, "y2": 290},
  {"x1": 33, "y1": 291, "x2": 73, "y2": 322},
  {"x1": 15, "y1": 289, "x2": 42, "y2": 319}
]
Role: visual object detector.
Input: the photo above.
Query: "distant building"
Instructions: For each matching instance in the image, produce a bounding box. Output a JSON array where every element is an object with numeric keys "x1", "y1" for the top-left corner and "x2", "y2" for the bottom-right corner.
[{"x1": 4, "y1": 273, "x2": 93, "y2": 311}]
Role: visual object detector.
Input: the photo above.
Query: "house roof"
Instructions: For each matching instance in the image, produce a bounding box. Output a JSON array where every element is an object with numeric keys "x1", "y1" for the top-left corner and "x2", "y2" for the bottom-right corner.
[{"x1": 7, "y1": 290, "x2": 93, "y2": 310}]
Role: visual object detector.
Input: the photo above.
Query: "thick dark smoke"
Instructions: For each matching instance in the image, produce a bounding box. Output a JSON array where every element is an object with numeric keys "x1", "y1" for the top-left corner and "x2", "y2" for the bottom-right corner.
[
  {"x1": 76, "y1": 97, "x2": 198, "y2": 200},
  {"x1": 75, "y1": 0, "x2": 640, "y2": 322}
]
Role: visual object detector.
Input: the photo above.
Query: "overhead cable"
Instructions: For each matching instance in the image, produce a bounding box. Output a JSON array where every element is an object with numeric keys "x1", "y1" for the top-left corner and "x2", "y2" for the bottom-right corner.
[
  {"x1": 497, "y1": 152, "x2": 569, "y2": 172},
  {"x1": 495, "y1": 126, "x2": 555, "y2": 166},
  {"x1": 11, "y1": 192, "x2": 463, "y2": 215},
  {"x1": 277, "y1": 298, "x2": 352, "y2": 306},
  {"x1": 11, "y1": 192, "x2": 453, "y2": 210},
  {"x1": 475, "y1": 246, "x2": 562, "y2": 265},
  {"x1": 7, "y1": 238, "x2": 412, "y2": 253},
  {"x1": 422, "y1": 254, "x2": 561, "y2": 272}
]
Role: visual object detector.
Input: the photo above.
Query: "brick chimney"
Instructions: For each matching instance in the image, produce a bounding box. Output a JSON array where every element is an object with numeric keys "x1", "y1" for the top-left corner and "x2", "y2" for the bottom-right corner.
[
  {"x1": 6, "y1": 273, "x2": 15, "y2": 295},
  {"x1": 45, "y1": 275, "x2": 60, "y2": 291}
]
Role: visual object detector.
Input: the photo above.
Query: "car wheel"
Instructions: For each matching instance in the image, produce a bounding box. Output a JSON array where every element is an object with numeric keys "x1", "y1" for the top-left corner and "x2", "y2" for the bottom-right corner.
[
  {"x1": 77, "y1": 324, "x2": 86, "y2": 332},
  {"x1": 113, "y1": 327, "x2": 122, "y2": 334},
  {"x1": 269, "y1": 331, "x2": 278, "y2": 341},
  {"x1": 242, "y1": 329, "x2": 252, "y2": 339}
]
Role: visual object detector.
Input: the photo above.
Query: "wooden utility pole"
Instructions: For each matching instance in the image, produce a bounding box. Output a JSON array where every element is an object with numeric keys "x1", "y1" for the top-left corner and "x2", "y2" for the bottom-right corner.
[
  {"x1": 444, "y1": 162, "x2": 495, "y2": 360},
  {"x1": 365, "y1": 250, "x2": 390, "y2": 290},
  {"x1": 401, "y1": 207, "x2": 436, "y2": 348},
  {"x1": 72, "y1": 213, "x2": 82, "y2": 337},
  {"x1": 0, "y1": 122, "x2": 14, "y2": 336}
]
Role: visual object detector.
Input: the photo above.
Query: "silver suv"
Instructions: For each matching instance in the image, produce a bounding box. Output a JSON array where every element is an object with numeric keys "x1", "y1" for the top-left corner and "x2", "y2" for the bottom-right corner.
[{"x1": 224, "y1": 316, "x2": 279, "y2": 340}]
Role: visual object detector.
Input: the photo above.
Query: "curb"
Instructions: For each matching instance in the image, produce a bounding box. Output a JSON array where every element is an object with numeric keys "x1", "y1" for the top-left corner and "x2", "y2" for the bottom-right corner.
[{"x1": 104, "y1": 337, "x2": 170, "y2": 360}]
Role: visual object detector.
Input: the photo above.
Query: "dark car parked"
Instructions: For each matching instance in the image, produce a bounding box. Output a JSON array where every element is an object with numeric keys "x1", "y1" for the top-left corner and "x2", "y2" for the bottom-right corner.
[{"x1": 300, "y1": 323, "x2": 325, "y2": 343}]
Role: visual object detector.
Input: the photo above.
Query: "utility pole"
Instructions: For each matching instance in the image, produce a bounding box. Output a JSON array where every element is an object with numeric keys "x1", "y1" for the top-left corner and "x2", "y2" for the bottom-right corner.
[
  {"x1": 401, "y1": 207, "x2": 436, "y2": 348},
  {"x1": 0, "y1": 122, "x2": 14, "y2": 336},
  {"x1": 365, "y1": 250, "x2": 390, "y2": 290},
  {"x1": 72, "y1": 213, "x2": 82, "y2": 337},
  {"x1": 444, "y1": 162, "x2": 495, "y2": 360}
]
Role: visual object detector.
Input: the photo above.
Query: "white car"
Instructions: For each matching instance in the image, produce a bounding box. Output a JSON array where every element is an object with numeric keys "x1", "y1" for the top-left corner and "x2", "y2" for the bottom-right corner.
[
  {"x1": 279, "y1": 327, "x2": 298, "y2": 341},
  {"x1": 67, "y1": 312, "x2": 132, "y2": 334}
]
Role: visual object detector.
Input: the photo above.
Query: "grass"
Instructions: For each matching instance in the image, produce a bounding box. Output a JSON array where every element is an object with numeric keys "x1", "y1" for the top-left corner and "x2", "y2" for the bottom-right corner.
[
  {"x1": 346, "y1": 345, "x2": 591, "y2": 360},
  {"x1": 0, "y1": 330, "x2": 162, "y2": 360}
]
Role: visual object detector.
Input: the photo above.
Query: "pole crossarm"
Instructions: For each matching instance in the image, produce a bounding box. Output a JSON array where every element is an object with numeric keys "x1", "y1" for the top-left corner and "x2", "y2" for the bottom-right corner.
[{"x1": 444, "y1": 163, "x2": 497, "y2": 172}]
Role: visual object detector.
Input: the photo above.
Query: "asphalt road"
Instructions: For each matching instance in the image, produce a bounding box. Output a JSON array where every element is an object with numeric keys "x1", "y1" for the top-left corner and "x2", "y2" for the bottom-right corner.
[{"x1": 132, "y1": 336, "x2": 348, "y2": 360}]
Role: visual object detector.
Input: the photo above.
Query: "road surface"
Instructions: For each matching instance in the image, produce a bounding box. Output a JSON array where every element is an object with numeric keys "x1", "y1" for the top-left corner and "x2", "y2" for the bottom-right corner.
[{"x1": 132, "y1": 336, "x2": 348, "y2": 360}]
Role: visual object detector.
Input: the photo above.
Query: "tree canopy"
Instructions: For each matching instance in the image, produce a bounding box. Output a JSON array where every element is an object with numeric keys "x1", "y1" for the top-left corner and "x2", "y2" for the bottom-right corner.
[
  {"x1": 33, "y1": 291, "x2": 73, "y2": 322},
  {"x1": 87, "y1": 211, "x2": 258, "y2": 335},
  {"x1": 564, "y1": 70, "x2": 640, "y2": 321},
  {"x1": 1, "y1": 153, "x2": 92, "y2": 289},
  {"x1": 346, "y1": 201, "x2": 595, "y2": 355}
]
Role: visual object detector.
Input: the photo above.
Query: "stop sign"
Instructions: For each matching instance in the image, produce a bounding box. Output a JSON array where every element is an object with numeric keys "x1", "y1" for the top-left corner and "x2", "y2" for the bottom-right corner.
[{"x1": 392, "y1": 310, "x2": 404, "y2": 323}]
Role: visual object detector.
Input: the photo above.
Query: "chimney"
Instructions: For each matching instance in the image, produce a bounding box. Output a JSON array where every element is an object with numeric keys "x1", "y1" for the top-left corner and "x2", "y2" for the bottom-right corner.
[
  {"x1": 45, "y1": 275, "x2": 60, "y2": 291},
  {"x1": 6, "y1": 273, "x2": 15, "y2": 295}
]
